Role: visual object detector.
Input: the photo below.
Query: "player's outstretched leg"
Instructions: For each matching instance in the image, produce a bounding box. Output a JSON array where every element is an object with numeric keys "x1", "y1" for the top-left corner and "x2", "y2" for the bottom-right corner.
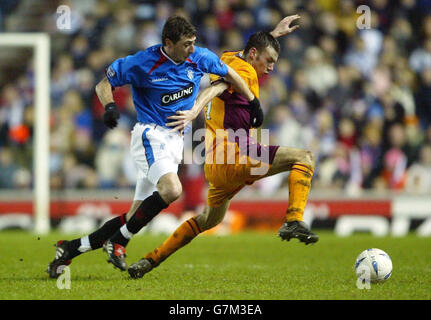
[
  {"x1": 278, "y1": 162, "x2": 318, "y2": 244},
  {"x1": 103, "y1": 192, "x2": 169, "y2": 271},
  {"x1": 47, "y1": 240, "x2": 73, "y2": 278},
  {"x1": 128, "y1": 257, "x2": 156, "y2": 279},
  {"x1": 47, "y1": 213, "x2": 128, "y2": 278},
  {"x1": 128, "y1": 216, "x2": 202, "y2": 278},
  {"x1": 128, "y1": 202, "x2": 228, "y2": 279},
  {"x1": 268, "y1": 147, "x2": 318, "y2": 245},
  {"x1": 278, "y1": 220, "x2": 318, "y2": 245}
]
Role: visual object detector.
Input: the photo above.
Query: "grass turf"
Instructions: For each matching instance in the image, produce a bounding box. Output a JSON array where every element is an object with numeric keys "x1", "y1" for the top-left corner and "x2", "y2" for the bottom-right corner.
[{"x1": 0, "y1": 230, "x2": 430, "y2": 300}]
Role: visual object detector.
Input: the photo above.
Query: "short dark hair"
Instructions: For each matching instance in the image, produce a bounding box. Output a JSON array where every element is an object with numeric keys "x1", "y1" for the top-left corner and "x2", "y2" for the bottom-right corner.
[
  {"x1": 162, "y1": 16, "x2": 197, "y2": 45},
  {"x1": 244, "y1": 31, "x2": 280, "y2": 56}
]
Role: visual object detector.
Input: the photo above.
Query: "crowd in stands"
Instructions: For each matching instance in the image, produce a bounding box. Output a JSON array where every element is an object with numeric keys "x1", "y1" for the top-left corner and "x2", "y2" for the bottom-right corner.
[{"x1": 1, "y1": 0, "x2": 431, "y2": 202}]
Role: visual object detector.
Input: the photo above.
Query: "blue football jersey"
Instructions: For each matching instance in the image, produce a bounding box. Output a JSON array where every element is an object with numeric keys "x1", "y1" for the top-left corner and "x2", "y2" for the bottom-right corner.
[{"x1": 106, "y1": 44, "x2": 228, "y2": 127}]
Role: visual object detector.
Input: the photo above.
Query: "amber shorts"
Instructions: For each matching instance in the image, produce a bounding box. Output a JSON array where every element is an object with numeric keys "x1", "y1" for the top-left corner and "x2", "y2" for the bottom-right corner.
[{"x1": 204, "y1": 142, "x2": 279, "y2": 208}]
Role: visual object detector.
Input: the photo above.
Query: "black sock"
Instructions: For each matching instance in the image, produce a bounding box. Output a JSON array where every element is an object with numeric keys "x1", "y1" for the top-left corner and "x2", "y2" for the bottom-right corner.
[
  {"x1": 64, "y1": 214, "x2": 127, "y2": 260},
  {"x1": 109, "y1": 192, "x2": 169, "y2": 246},
  {"x1": 88, "y1": 213, "x2": 127, "y2": 249},
  {"x1": 67, "y1": 239, "x2": 84, "y2": 259}
]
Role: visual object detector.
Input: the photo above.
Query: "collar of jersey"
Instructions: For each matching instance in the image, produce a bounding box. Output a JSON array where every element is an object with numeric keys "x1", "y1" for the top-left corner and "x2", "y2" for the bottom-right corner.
[
  {"x1": 160, "y1": 46, "x2": 181, "y2": 65},
  {"x1": 235, "y1": 50, "x2": 248, "y2": 64}
]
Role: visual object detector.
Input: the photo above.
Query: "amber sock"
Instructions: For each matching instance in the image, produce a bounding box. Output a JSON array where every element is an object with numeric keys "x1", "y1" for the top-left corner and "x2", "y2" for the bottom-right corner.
[
  {"x1": 145, "y1": 217, "x2": 202, "y2": 265},
  {"x1": 286, "y1": 163, "x2": 314, "y2": 222}
]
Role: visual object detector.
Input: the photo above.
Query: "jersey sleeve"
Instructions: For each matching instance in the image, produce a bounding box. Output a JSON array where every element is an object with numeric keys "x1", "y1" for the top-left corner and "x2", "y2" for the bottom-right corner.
[
  {"x1": 106, "y1": 51, "x2": 147, "y2": 87},
  {"x1": 233, "y1": 64, "x2": 259, "y2": 99},
  {"x1": 196, "y1": 48, "x2": 228, "y2": 77},
  {"x1": 216, "y1": 56, "x2": 259, "y2": 99},
  {"x1": 209, "y1": 73, "x2": 223, "y2": 84}
]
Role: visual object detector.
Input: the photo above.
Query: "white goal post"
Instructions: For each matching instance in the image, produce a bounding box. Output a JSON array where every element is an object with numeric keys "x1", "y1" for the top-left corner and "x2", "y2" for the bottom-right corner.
[{"x1": 0, "y1": 33, "x2": 51, "y2": 234}]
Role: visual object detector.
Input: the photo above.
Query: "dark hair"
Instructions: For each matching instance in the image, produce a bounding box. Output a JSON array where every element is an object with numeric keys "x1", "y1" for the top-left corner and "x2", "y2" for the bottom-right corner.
[
  {"x1": 244, "y1": 31, "x2": 281, "y2": 56},
  {"x1": 162, "y1": 16, "x2": 197, "y2": 45}
]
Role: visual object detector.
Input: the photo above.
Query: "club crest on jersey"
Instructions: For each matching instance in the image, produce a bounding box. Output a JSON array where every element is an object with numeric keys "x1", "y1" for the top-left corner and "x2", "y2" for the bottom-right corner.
[
  {"x1": 187, "y1": 68, "x2": 194, "y2": 80},
  {"x1": 106, "y1": 65, "x2": 116, "y2": 78},
  {"x1": 161, "y1": 85, "x2": 194, "y2": 106}
]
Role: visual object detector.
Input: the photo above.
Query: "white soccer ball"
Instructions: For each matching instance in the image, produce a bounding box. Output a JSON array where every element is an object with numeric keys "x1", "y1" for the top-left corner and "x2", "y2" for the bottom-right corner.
[{"x1": 354, "y1": 248, "x2": 392, "y2": 283}]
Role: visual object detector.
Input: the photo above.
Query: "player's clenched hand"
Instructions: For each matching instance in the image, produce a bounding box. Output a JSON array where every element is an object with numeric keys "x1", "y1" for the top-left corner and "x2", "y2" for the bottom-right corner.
[
  {"x1": 103, "y1": 102, "x2": 120, "y2": 129},
  {"x1": 249, "y1": 97, "x2": 264, "y2": 128},
  {"x1": 166, "y1": 110, "x2": 197, "y2": 134}
]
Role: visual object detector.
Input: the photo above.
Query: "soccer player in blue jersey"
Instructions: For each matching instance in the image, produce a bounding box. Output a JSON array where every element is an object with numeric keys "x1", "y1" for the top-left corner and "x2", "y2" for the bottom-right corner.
[{"x1": 47, "y1": 16, "x2": 260, "y2": 277}]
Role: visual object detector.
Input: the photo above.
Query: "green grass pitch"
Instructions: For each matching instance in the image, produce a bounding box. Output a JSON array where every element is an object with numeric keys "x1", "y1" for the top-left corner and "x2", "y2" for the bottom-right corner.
[{"x1": 0, "y1": 230, "x2": 430, "y2": 300}]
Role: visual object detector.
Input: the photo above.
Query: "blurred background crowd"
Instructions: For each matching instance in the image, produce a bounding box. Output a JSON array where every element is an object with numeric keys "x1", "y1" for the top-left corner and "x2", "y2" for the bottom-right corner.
[{"x1": 1, "y1": 0, "x2": 431, "y2": 206}]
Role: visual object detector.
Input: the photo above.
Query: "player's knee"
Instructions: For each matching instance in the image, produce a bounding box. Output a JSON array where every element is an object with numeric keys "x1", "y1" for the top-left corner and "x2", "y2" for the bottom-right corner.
[
  {"x1": 195, "y1": 214, "x2": 207, "y2": 231},
  {"x1": 198, "y1": 218, "x2": 221, "y2": 232},
  {"x1": 195, "y1": 214, "x2": 208, "y2": 231},
  {"x1": 158, "y1": 178, "x2": 182, "y2": 204},
  {"x1": 297, "y1": 149, "x2": 315, "y2": 169},
  {"x1": 307, "y1": 150, "x2": 316, "y2": 168},
  {"x1": 206, "y1": 217, "x2": 223, "y2": 231},
  {"x1": 164, "y1": 185, "x2": 182, "y2": 203},
  {"x1": 195, "y1": 211, "x2": 223, "y2": 231}
]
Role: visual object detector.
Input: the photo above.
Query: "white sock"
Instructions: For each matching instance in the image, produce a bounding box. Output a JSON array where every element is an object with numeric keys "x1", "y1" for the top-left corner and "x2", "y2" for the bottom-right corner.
[
  {"x1": 78, "y1": 236, "x2": 92, "y2": 253},
  {"x1": 120, "y1": 225, "x2": 134, "y2": 240}
]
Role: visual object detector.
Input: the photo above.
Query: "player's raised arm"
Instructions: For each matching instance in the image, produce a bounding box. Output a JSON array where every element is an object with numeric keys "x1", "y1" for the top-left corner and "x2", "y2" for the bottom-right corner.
[
  {"x1": 270, "y1": 14, "x2": 300, "y2": 38},
  {"x1": 95, "y1": 76, "x2": 120, "y2": 129}
]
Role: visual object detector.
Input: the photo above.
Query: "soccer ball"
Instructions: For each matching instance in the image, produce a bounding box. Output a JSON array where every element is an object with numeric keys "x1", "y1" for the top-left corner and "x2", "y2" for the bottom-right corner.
[{"x1": 354, "y1": 248, "x2": 392, "y2": 283}]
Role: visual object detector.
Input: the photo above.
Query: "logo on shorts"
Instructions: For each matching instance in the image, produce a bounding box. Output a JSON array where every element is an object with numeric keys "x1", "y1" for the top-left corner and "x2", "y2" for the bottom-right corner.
[{"x1": 161, "y1": 85, "x2": 194, "y2": 106}]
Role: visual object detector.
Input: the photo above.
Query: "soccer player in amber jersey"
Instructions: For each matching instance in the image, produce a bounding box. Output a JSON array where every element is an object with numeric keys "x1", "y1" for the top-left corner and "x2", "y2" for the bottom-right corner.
[{"x1": 128, "y1": 15, "x2": 318, "y2": 279}]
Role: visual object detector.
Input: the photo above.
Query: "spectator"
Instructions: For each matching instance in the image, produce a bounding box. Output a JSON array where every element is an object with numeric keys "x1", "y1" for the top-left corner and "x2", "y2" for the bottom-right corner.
[
  {"x1": 95, "y1": 127, "x2": 129, "y2": 189},
  {"x1": 405, "y1": 143, "x2": 431, "y2": 193},
  {"x1": 51, "y1": 54, "x2": 78, "y2": 105},
  {"x1": 303, "y1": 46, "x2": 338, "y2": 98},
  {"x1": 0, "y1": 148, "x2": 17, "y2": 188},
  {"x1": 359, "y1": 124, "x2": 384, "y2": 189},
  {"x1": 269, "y1": 104, "x2": 305, "y2": 149},
  {"x1": 380, "y1": 148, "x2": 408, "y2": 190},
  {"x1": 70, "y1": 35, "x2": 89, "y2": 67},
  {"x1": 337, "y1": 117, "x2": 357, "y2": 150},
  {"x1": 136, "y1": 21, "x2": 159, "y2": 50},
  {"x1": 415, "y1": 67, "x2": 431, "y2": 129},
  {"x1": 409, "y1": 38, "x2": 431, "y2": 73},
  {"x1": 198, "y1": 15, "x2": 221, "y2": 52},
  {"x1": 101, "y1": 7, "x2": 136, "y2": 53},
  {"x1": 1, "y1": 1, "x2": 431, "y2": 196},
  {"x1": 379, "y1": 123, "x2": 411, "y2": 190},
  {"x1": 344, "y1": 36, "x2": 378, "y2": 78}
]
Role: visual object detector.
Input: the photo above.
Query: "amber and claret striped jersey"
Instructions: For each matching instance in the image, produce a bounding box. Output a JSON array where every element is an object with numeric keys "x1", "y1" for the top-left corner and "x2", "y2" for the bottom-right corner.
[
  {"x1": 204, "y1": 50, "x2": 262, "y2": 164},
  {"x1": 205, "y1": 50, "x2": 259, "y2": 134}
]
